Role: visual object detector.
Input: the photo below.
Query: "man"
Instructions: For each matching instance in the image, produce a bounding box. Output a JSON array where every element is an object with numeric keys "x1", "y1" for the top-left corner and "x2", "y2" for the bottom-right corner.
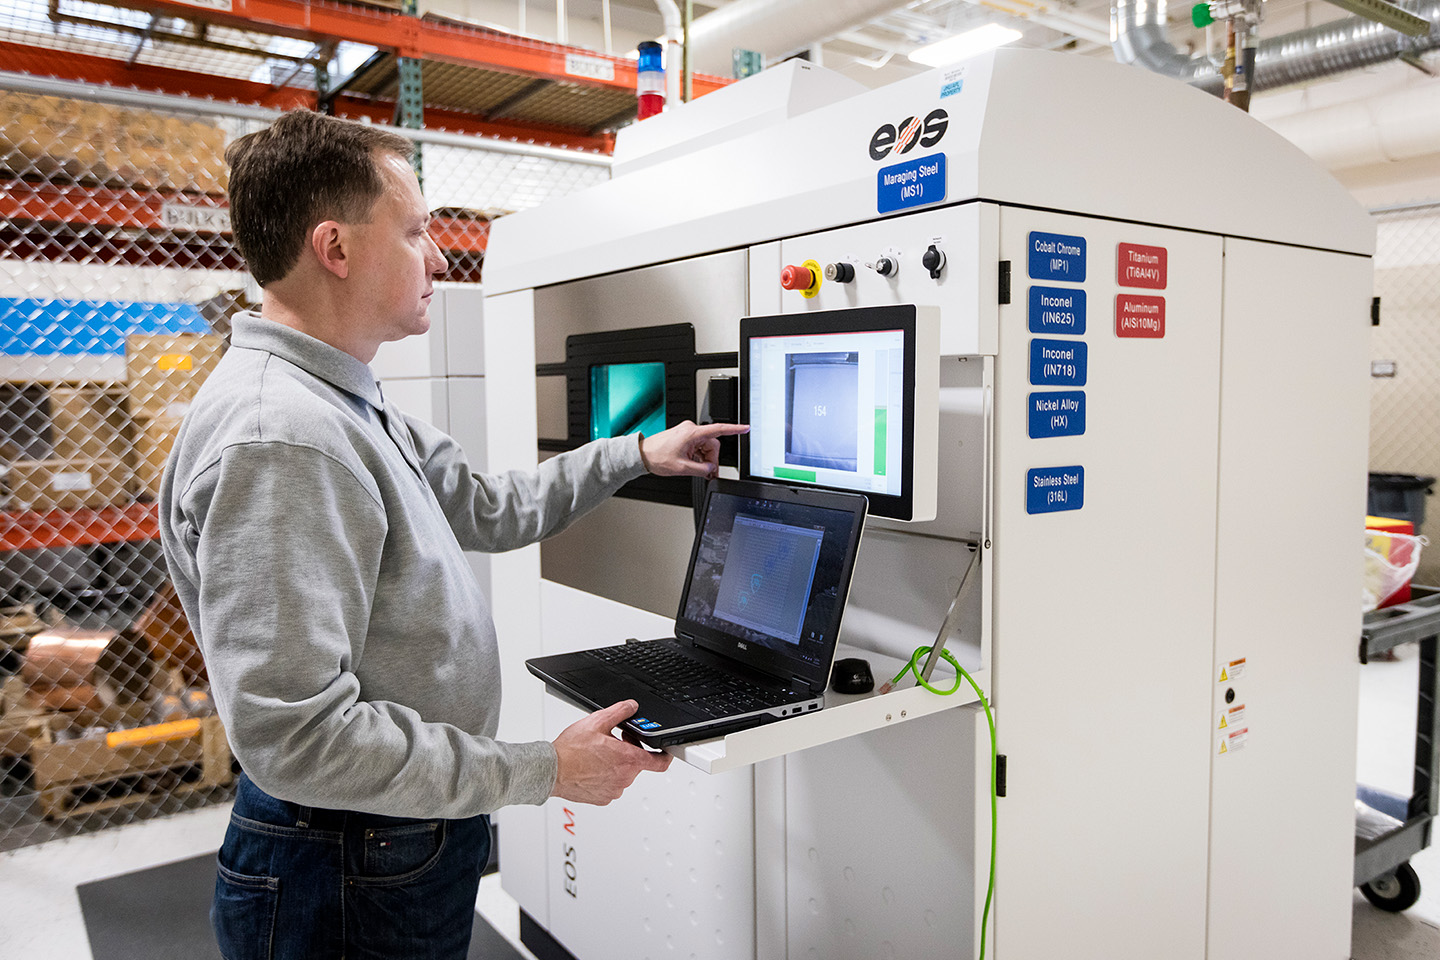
[{"x1": 159, "y1": 109, "x2": 746, "y2": 960}]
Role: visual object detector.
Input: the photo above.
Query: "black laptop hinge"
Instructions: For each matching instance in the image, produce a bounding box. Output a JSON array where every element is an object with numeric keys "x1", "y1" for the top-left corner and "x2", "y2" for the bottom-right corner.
[{"x1": 996, "y1": 754, "x2": 1007, "y2": 797}]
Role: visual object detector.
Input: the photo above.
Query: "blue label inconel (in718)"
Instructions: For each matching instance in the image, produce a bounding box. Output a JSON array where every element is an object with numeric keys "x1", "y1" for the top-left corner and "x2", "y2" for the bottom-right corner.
[
  {"x1": 1027, "y1": 465, "x2": 1085, "y2": 514},
  {"x1": 877, "y1": 153, "x2": 946, "y2": 214},
  {"x1": 1029, "y1": 338, "x2": 1087, "y2": 386},
  {"x1": 1028, "y1": 231, "x2": 1086, "y2": 282}
]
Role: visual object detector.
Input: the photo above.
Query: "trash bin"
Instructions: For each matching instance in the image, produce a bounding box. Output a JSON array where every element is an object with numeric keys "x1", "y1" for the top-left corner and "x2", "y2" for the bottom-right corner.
[{"x1": 1368, "y1": 473, "x2": 1436, "y2": 529}]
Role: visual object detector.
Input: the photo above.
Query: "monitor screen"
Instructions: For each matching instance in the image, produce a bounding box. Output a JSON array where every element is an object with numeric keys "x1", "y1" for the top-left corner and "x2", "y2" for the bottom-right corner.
[
  {"x1": 740, "y1": 306, "x2": 937, "y2": 521},
  {"x1": 678, "y1": 482, "x2": 865, "y2": 679}
]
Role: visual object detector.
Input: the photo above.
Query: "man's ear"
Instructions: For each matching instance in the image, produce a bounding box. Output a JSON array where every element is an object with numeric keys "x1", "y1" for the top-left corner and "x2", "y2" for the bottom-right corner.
[{"x1": 311, "y1": 220, "x2": 348, "y2": 279}]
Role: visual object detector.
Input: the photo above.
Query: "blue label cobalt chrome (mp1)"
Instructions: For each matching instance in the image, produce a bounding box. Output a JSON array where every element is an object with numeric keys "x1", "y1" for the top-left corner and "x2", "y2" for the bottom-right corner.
[
  {"x1": 877, "y1": 153, "x2": 946, "y2": 213},
  {"x1": 1027, "y1": 465, "x2": 1085, "y2": 514},
  {"x1": 1028, "y1": 231, "x2": 1086, "y2": 282}
]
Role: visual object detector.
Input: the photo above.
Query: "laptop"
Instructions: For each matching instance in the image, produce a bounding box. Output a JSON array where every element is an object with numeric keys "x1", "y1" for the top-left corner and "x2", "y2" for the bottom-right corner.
[{"x1": 526, "y1": 478, "x2": 867, "y2": 747}]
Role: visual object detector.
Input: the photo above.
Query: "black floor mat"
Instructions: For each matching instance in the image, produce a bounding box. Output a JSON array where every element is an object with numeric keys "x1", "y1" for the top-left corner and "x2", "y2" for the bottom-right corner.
[{"x1": 77, "y1": 853, "x2": 522, "y2": 960}]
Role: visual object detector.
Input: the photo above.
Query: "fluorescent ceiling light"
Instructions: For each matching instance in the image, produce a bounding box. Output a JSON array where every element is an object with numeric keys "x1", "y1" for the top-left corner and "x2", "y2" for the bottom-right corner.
[{"x1": 907, "y1": 23, "x2": 1023, "y2": 67}]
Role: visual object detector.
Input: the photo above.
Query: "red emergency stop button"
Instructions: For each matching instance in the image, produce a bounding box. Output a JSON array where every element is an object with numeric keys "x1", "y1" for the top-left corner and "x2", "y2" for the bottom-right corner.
[
  {"x1": 781, "y1": 264, "x2": 815, "y2": 291},
  {"x1": 780, "y1": 259, "x2": 822, "y2": 298}
]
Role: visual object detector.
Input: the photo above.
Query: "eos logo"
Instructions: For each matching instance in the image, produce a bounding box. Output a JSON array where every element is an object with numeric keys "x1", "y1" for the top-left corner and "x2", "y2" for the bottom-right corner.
[
  {"x1": 562, "y1": 806, "x2": 578, "y2": 899},
  {"x1": 869, "y1": 108, "x2": 949, "y2": 161}
]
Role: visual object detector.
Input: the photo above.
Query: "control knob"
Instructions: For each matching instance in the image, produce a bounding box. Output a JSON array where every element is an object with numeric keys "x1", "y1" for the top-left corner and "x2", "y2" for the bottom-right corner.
[
  {"x1": 922, "y1": 244, "x2": 946, "y2": 279},
  {"x1": 868, "y1": 256, "x2": 898, "y2": 278},
  {"x1": 824, "y1": 261, "x2": 855, "y2": 283}
]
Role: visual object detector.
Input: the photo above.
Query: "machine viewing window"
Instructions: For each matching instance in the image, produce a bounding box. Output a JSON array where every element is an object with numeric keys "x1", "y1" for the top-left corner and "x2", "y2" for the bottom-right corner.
[
  {"x1": 740, "y1": 306, "x2": 938, "y2": 522},
  {"x1": 590, "y1": 362, "x2": 667, "y2": 440}
]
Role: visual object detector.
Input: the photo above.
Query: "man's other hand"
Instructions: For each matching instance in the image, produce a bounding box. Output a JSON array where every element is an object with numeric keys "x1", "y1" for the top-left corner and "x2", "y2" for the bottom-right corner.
[
  {"x1": 551, "y1": 700, "x2": 672, "y2": 805},
  {"x1": 640, "y1": 421, "x2": 749, "y2": 479}
]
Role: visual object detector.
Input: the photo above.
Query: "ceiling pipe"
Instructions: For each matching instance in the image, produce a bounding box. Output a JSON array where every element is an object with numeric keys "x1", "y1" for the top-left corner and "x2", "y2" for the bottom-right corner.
[
  {"x1": 685, "y1": 0, "x2": 914, "y2": 77},
  {"x1": 1112, "y1": 0, "x2": 1440, "y2": 95},
  {"x1": 653, "y1": 0, "x2": 683, "y2": 106},
  {"x1": 1264, "y1": 78, "x2": 1440, "y2": 170}
]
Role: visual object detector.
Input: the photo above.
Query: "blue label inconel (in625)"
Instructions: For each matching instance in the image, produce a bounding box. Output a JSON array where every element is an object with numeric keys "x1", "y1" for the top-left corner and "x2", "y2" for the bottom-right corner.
[
  {"x1": 1028, "y1": 231, "x2": 1086, "y2": 282},
  {"x1": 1028, "y1": 391, "x2": 1086, "y2": 438},
  {"x1": 1028, "y1": 285, "x2": 1086, "y2": 335},
  {"x1": 877, "y1": 153, "x2": 946, "y2": 214},
  {"x1": 1027, "y1": 465, "x2": 1085, "y2": 514},
  {"x1": 1029, "y1": 338, "x2": 1087, "y2": 386}
]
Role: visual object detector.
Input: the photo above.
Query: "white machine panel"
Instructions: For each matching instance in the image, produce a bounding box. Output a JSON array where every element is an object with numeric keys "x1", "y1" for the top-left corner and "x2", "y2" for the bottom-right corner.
[
  {"x1": 991, "y1": 209, "x2": 1223, "y2": 959},
  {"x1": 783, "y1": 709, "x2": 987, "y2": 959},
  {"x1": 1206, "y1": 240, "x2": 1370, "y2": 960}
]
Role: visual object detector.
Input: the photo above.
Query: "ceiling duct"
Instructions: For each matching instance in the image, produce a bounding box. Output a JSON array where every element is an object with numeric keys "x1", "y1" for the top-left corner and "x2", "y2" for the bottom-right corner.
[
  {"x1": 686, "y1": 0, "x2": 914, "y2": 77},
  {"x1": 1112, "y1": 0, "x2": 1440, "y2": 94}
]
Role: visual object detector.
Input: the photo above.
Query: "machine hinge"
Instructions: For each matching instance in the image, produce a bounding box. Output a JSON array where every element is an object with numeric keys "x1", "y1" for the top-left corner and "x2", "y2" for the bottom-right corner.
[
  {"x1": 996, "y1": 754, "x2": 1007, "y2": 797},
  {"x1": 1372, "y1": 296, "x2": 1382, "y2": 326},
  {"x1": 998, "y1": 261, "x2": 1011, "y2": 304}
]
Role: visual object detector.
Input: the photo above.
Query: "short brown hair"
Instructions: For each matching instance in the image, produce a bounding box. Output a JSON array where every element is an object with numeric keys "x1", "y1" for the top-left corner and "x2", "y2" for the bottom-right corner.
[{"x1": 225, "y1": 110, "x2": 414, "y2": 285}]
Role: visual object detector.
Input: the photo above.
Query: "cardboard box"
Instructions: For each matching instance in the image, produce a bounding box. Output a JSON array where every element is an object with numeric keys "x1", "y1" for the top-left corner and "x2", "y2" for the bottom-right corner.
[
  {"x1": 2, "y1": 458, "x2": 133, "y2": 511},
  {"x1": 133, "y1": 413, "x2": 182, "y2": 498},
  {"x1": 47, "y1": 385, "x2": 133, "y2": 462},
  {"x1": 125, "y1": 333, "x2": 224, "y2": 419}
]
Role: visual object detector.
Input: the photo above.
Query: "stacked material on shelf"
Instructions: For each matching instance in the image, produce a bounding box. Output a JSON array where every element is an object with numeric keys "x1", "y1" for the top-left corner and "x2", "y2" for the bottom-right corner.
[{"x1": 0, "y1": 92, "x2": 228, "y2": 194}]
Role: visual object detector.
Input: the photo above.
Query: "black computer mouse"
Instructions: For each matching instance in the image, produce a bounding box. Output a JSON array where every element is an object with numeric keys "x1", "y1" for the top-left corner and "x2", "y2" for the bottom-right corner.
[{"x1": 830, "y1": 657, "x2": 874, "y2": 695}]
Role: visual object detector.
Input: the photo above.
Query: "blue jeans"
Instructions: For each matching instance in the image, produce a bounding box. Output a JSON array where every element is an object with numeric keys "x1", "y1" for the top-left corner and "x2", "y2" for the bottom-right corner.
[{"x1": 213, "y1": 773, "x2": 492, "y2": 960}]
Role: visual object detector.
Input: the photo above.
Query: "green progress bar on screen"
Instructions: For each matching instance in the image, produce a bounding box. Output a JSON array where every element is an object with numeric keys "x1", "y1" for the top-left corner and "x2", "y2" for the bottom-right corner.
[
  {"x1": 874, "y1": 408, "x2": 887, "y2": 477},
  {"x1": 774, "y1": 466, "x2": 817, "y2": 482}
]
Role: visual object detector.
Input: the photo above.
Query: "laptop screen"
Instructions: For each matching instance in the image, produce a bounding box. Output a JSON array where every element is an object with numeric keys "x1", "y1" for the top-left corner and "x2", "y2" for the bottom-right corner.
[{"x1": 677, "y1": 482, "x2": 865, "y2": 685}]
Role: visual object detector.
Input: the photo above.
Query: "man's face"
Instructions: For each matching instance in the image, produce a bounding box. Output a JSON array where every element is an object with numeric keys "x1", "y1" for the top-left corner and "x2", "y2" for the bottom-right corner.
[{"x1": 347, "y1": 152, "x2": 446, "y2": 345}]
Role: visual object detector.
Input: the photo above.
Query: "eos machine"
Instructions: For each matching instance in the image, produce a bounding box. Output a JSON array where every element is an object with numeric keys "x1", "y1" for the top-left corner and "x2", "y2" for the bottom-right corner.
[{"x1": 480, "y1": 49, "x2": 1372, "y2": 960}]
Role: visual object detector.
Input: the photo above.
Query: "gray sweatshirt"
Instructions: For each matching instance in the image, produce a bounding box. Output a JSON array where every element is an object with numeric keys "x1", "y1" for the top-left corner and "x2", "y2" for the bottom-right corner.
[{"x1": 159, "y1": 313, "x2": 646, "y2": 818}]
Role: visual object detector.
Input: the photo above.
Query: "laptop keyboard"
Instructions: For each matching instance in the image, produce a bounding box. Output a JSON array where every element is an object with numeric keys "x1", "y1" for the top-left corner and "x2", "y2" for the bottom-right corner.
[{"x1": 581, "y1": 643, "x2": 802, "y2": 717}]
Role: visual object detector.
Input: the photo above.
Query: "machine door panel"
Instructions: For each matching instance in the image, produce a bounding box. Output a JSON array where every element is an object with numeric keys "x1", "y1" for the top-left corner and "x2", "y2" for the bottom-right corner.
[
  {"x1": 1207, "y1": 240, "x2": 1370, "y2": 960},
  {"x1": 991, "y1": 208, "x2": 1222, "y2": 960},
  {"x1": 534, "y1": 253, "x2": 746, "y2": 615}
]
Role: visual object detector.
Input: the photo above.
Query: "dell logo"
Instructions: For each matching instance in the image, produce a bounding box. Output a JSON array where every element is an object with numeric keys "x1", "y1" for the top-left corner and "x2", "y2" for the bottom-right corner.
[
  {"x1": 737, "y1": 642, "x2": 748, "y2": 651},
  {"x1": 869, "y1": 108, "x2": 949, "y2": 161}
]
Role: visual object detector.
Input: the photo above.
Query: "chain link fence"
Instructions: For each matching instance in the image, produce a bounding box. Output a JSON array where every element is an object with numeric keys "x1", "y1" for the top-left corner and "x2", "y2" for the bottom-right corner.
[
  {"x1": 1370, "y1": 201, "x2": 1440, "y2": 589},
  {"x1": 0, "y1": 78, "x2": 609, "y2": 852}
]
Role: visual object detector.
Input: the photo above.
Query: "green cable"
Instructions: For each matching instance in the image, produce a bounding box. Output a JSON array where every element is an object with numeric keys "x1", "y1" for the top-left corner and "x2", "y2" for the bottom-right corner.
[{"x1": 890, "y1": 645, "x2": 998, "y2": 960}]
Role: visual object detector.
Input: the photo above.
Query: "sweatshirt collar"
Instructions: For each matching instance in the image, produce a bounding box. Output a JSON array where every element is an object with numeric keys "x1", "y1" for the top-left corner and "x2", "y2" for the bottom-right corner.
[{"x1": 230, "y1": 311, "x2": 383, "y2": 412}]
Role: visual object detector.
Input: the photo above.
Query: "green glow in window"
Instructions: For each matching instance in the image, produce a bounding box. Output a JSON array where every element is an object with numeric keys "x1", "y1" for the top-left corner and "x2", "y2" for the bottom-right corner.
[{"x1": 590, "y1": 362, "x2": 667, "y2": 440}]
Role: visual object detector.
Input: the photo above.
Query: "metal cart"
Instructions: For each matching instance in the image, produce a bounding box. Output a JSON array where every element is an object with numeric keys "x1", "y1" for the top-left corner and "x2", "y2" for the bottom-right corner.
[{"x1": 1355, "y1": 584, "x2": 1440, "y2": 911}]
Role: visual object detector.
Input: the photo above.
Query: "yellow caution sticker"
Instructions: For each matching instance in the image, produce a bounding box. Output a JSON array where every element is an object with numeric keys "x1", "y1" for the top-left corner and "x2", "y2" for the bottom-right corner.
[
  {"x1": 1219, "y1": 740, "x2": 1228, "y2": 755},
  {"x1": 1219, "y1": 715, "x2": 1228, "y2": 729},
  {"x1": 1219, "y1": 668, "x2": 1228, "y2": 683},
  {"x1": 157, "y1": 353, "x2": 194, "y2": 371}
]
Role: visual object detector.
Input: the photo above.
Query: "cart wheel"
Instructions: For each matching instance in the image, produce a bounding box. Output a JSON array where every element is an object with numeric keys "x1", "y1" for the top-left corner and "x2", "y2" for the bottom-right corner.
[{"x1": 1361, "y1": 862, "x2": 1422, "y2": 912}]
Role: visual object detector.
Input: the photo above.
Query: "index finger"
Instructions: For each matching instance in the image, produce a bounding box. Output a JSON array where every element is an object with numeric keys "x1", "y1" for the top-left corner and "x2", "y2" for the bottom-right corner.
[{"x1": 693, "y1": 422, "x2": 750, "y2": 440}]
